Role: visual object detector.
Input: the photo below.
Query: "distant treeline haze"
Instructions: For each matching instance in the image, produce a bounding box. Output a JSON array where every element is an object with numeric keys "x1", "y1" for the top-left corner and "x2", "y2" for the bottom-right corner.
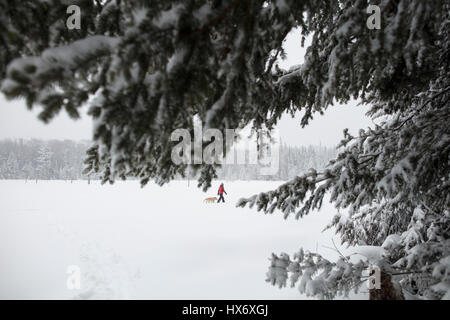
[{"x1": 0, "y1": 139, "x2": 337, "y2": 181}]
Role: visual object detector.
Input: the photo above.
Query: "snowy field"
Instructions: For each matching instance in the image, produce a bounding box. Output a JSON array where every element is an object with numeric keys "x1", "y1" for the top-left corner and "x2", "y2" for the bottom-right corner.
[{"x1": 0, "y1": 180, "x2": 347, "y2": 300}]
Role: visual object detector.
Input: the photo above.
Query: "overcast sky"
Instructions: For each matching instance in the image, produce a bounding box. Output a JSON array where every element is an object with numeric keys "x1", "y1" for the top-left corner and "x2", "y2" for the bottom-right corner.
[{"x1": 0, "y1": 30, "x2": 372, "y2": 147}]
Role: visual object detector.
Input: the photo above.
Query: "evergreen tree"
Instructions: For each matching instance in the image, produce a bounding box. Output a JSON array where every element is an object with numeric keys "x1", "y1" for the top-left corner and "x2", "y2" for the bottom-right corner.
[
  {"x1": 0, "y1": 0, "x2": 448, "y2": 299},
  {"x1": 36, "y1": 143, "x2": 53, "y2": 180},
  {"x1": 0, "y1": 154, "x2": 5, "y2": 179},
  {"x1": 22, "y1": 163, "x2": 34, "y2": 182},
  {"x1": 5, "y1": 153, "x2": 19, "y2": 178}
]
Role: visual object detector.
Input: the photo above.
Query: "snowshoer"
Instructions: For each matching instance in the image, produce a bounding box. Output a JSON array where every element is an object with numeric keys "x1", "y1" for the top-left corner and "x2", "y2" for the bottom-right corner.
[{"x1": 217, "y1": 183, "x2": 227, "y2": 203}]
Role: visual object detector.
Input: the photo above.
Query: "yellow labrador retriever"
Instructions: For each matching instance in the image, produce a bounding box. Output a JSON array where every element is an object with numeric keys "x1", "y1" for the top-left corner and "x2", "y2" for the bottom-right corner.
[{"x1": 204, "y1": 197, "x2": 217, "y2": 203}]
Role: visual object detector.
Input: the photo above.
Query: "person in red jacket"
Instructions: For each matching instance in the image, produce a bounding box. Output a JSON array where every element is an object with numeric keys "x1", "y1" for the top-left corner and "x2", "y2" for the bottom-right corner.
[{"x1": 217, "y1": 183, "x2": 227, "y2": 203}]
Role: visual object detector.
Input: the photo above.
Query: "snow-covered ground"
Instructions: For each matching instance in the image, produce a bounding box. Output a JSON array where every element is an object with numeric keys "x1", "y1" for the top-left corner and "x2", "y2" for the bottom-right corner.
[{"x1": 0, "y1": 180, "x2": 345, "y2": 299}]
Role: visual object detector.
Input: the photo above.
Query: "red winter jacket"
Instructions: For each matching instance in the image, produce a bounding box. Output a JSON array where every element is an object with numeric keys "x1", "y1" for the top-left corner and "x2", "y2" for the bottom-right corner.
[{"x1": 218, "y1": 185, "x2": 227, "y2": 195}]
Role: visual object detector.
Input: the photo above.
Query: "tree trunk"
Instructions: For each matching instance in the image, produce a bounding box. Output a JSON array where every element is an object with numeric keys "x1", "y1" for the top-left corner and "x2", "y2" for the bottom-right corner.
[{"x1": 369, "y1": 271, "x2": 404, "y2": 300}]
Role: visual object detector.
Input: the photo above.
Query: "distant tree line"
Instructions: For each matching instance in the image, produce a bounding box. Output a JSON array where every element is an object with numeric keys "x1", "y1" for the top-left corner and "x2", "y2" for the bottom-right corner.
[
  {"x1": 0, "y1": 139, "x2": 336, "y2": 181},
  {"x1": 0, "y1": 139, "x2": 92, "y2": 181},
  {"x1": 214, "y1": 144, "x2": 337, "y2": 181}
]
